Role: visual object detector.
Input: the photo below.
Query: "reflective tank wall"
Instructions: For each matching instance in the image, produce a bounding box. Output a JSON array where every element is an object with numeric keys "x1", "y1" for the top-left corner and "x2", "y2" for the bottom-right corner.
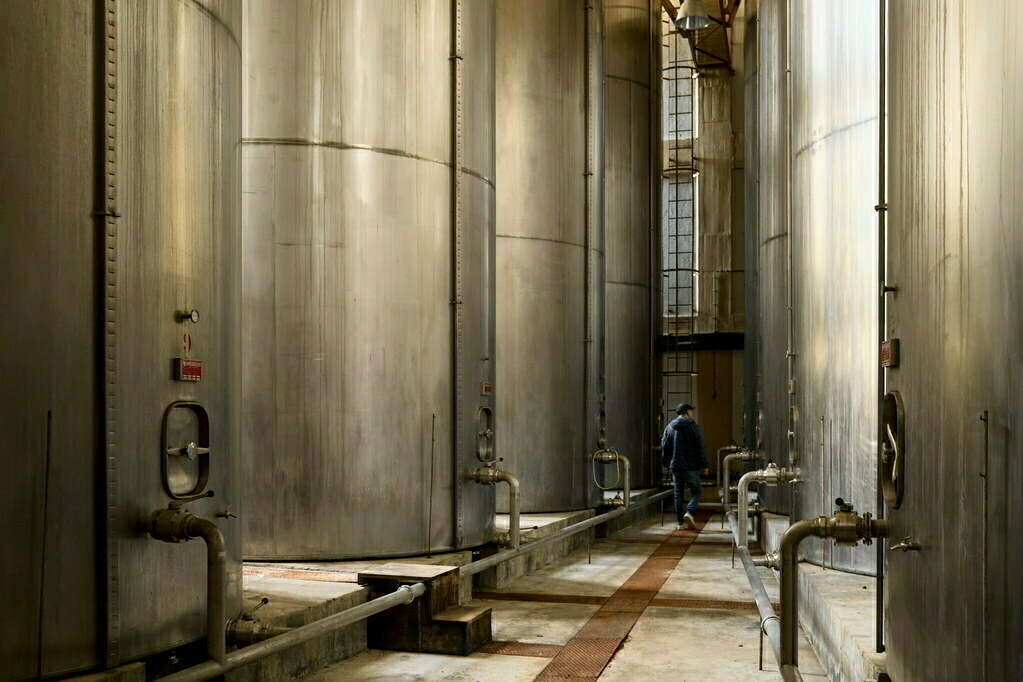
[
  {"x1": 604, "y1": 0, "x2": 660, "y2": 487},
  {"x1": 0, "y1": 0, "x2": 242, "y2": 676},
  {"x1": 495, "y1": 0, "x2": 603, "y2": 512},
  {"x1": 789, "y1": 1, "x2": 879, "y2": 572},
  {"x1": 886, "y1": 1, "x2": 1023, "y2": 678},
  {"x1": 754, "y1": 0, "x2": 791, "y2": 514},
  {"x1": 242, "y1": 0, "x2": 496, "y2": 559}
]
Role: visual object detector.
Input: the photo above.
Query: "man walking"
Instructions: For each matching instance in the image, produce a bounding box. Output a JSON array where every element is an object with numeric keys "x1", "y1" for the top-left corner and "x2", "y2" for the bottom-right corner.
[{"x1": 661, "y1": 403, "x2": 708, "y2": 530}]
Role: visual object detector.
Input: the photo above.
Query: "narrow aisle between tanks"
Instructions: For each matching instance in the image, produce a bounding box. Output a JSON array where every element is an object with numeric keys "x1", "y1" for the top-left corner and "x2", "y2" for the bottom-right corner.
[{"x1": 301, "y1": 513, "x2": 826, "y2": 681}]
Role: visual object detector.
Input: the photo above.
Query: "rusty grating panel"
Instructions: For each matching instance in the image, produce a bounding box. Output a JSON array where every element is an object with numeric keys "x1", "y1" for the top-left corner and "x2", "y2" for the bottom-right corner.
[
  {"x1": 477, "y1": 640, "x2": 563, "y2": 658},
  {"x1": 534, "y1": 508, "x2": 714, "y2": 679},
  {"x1": 473, "y1": 591, "x2": 607, "y2": 606},
  {"x1": 601, "y1": 538, "x2": 664, "y2": 545},
  {"x1": 573, "y1": 612, "x2": 641, "y2": 640},
  {"x1": 540, "y1": 638, "x2": 622, "y2": 678}
]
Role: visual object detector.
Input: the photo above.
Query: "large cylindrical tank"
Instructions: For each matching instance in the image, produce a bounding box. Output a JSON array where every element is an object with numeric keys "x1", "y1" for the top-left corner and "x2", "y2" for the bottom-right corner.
[
  {"x1": 754, "y1": 0, "x2": 792, "y2": 514},
  {"x1": 1, "y1": 0, "x2": 242, "y2": 677},
  {"x1": 604, "y1": 0, "x2": 660, "y2": 488},
  {"x1": 886, "y1": 1, "x2": 1023, "y2": 679},
  {"x1": 494, "y1": 0, "x2": 603, "y2": 513},
  {"x1": 789, "y1": 1, "x2": 880, "y2": 572},
  {"x1": 241, "y1": 0, "x2": 496, "y2": 559}
]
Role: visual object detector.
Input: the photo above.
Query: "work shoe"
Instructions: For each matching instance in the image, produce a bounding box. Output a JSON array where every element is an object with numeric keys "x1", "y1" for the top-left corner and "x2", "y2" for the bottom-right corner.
[{"x1": 683, "y1": 513, "x2": 696, "y2": 529}]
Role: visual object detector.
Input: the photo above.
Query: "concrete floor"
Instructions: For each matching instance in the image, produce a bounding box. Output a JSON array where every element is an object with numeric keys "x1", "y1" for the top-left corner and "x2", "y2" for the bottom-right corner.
[{"x1": 301, "y1": 514, "x2": 827, "y2": 681}]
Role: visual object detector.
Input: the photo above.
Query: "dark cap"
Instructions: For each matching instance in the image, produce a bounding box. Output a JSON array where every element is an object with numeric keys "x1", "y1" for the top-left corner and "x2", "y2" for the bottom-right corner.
[{"x1": 677, "y1": 403, "x2": 695, "y2": 415}]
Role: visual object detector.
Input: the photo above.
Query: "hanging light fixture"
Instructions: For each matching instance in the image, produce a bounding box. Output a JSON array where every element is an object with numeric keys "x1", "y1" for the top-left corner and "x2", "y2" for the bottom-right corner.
[{"x1": 674, "y1": 0, "x2": 711, "y2": 31}]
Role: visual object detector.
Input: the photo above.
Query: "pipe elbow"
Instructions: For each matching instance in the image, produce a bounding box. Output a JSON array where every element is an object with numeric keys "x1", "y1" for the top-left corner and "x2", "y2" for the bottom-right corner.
[{"x1": 496, "y1": 470, "x2": 520, "y2": 494}]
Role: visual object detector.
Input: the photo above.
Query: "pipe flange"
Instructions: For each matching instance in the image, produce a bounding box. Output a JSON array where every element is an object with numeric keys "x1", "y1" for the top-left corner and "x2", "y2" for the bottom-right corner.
[
  {"x1": 148, "y1": 505, "x2": 196, "y2": 543},
  {"x1": 469, "y1": 466, "x2": 502, "y2": 485}
]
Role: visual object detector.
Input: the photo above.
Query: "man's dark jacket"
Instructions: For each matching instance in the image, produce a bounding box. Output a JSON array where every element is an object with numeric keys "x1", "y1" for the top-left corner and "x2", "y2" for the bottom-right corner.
[{"x1": 661, "y1": 416, "x2": 708, "y2": 470}]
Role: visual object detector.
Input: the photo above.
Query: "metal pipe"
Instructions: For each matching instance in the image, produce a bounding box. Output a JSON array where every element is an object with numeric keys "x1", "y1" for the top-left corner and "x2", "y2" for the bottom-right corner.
[
  {"x1": 716, "y1": 445, "x2": 741, "y2": 503},
  {"x1": 593, "y1": 449, "x2": 631, "y2": 508},
  {"x1": 736, "y1": 470, "x2": 760, "y2": 550},
  {"x1": 726, "y1": 514, "x2": 802, "y2": 682},
  {"x1": 779, "y1": 502, "x2": 889, "y2": 668},
  {"x1": 722, "y1": 449, "x2": 760, "y2": 522},
  {"x1": 874, "y1": 0, "x2": 889, "y2": 655},
  {"x1": 147, "y1": 507, "x2": 228, "y2": 664},
  {"x1": 736, "y1": 464, "x2": 799, "y2": 549},
  {"x1": 783, "y1": 0, "x2": 797, "y2": 474},
  {"x1": 159, "y1": 583, "x2": 426, "y2": 682},
  {"x1": 188, "y1": 518, "x2": 228, "y2": 664},
  {"x1": 461, "y1": 488, "x2": 672, "y2": 577},
  {"x1": 470, "y1": 467, "x2": 520, "y2": 549}
]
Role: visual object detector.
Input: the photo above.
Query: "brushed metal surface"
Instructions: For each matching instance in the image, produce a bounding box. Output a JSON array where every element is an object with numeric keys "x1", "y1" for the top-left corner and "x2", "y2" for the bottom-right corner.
[
  {"x1": 241, "y1": 0, "x2": 496, "y2": 559},
  {"x1": 788, "y1": 1, "x2": 880, "y2": 573},
  {"x1": 604, "y1": 0, "x2": 660, "y2": 488},
  {"x1": 0, "y1": 0, "x2": 243, "y2": 676},
  {"x1": 754, "y1": 0, "x2": 791, "y2": 515},
  {"x1": 495, "y1": 0, "x2": 602, "y2": 512},
  {"x1": 886, "y1": 1, "x2": 1023, "y2": 679}
]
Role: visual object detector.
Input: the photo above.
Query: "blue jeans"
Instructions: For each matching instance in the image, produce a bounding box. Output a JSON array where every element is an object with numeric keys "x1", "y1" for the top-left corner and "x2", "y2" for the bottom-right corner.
[{"x1": 673, "y1": 468, "x2": 702, "y2": 521}]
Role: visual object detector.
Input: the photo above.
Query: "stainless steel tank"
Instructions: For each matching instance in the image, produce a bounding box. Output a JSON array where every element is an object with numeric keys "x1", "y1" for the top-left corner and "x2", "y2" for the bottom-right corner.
[
  {"x1": 886, "y1": 1, "x2": 1023, "y2": 678},
  {"x1": 494, "y1": 0, "x2": 603, "y2": 513},
  {"x1": 788, "y1": 1, "x2": 880, "y2": 572},
  {"x1": 604, "y1": 0, "x2": 660, "y2": 488},
  {"x1": 0, "y1": 0, "x2": 242, "y2": 677},
  {"x1": 754, "y1": 0, "x2": 791, "y2": 514},
  {"x1": 241, "y1": 0, "x2": 496, "y2": 559}
]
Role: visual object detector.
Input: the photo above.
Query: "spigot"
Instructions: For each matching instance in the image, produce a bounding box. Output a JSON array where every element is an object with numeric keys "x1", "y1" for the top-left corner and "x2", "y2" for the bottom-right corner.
[{"x1": 890, "y1": 536, "x2": 921, "y2": 552}]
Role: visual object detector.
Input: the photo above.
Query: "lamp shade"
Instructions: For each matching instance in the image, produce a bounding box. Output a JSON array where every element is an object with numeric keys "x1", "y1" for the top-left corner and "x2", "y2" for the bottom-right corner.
[{"x1": 675, "y1": 0, "x2": 711, "y2": 31}]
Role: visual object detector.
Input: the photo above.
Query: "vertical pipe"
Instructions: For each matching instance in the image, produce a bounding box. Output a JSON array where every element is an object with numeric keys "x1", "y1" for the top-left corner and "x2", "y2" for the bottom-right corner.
[
  {"x1": 780, "y1": 520, "x2": 816, "y2": 667},
  {"x1": 504, "y1": 472, "x2": 521, "y2": 550},
  {"x1": 188, "y1": 519, "x2": 227, "y2": 664},
  {"x1": 450, "y1": 0, "x2": 465, "y2": 548},
  {"x1": 875, "y1": 0, "x2": 887, "y2": 655},
  {"x1": 585, "y1": 0, "x2": 606, "y2": 492},
  {"x1": 736, "y1": 470, "x2": 763, "y2": 549},
  {"x1": 783, "y1": 0, "x2": 796, "y2": 480}
]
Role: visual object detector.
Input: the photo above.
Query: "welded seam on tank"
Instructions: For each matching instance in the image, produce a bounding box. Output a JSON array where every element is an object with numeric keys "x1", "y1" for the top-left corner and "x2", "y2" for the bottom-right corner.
[
  {"x1": 495, "y1": 234, "x2": 587, "y2": 249},
  {"x1": 760, "y1": 231, "x2": 788, "y2": 247},
  {"x1": 792, "y1": 115, "x2": 878, "y2": 159},
  {"x1": 241, "y1": 137, "x2": 495, "y2": 189},
  {"x1": 605, "y1": 73, "x2": 650, "y2": 90},
  {"x1": 607, "y1": 280, "x2": 652, "y2": 289},
  {"x1": 185, "y1": 0, "x2": 241, "y2": 52}
]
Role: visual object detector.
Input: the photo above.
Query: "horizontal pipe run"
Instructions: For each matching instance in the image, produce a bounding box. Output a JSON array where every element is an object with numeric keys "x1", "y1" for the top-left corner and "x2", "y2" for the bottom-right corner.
[
  {"x1": 461, "y1": 489, "x2": 673, "y2": 577},
  {"x1": 727, "y1": 514, "x2": 802, "y2": 682},
  {"x1": 159, "y1": 583, "x2": 427, "y2": 682}
]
